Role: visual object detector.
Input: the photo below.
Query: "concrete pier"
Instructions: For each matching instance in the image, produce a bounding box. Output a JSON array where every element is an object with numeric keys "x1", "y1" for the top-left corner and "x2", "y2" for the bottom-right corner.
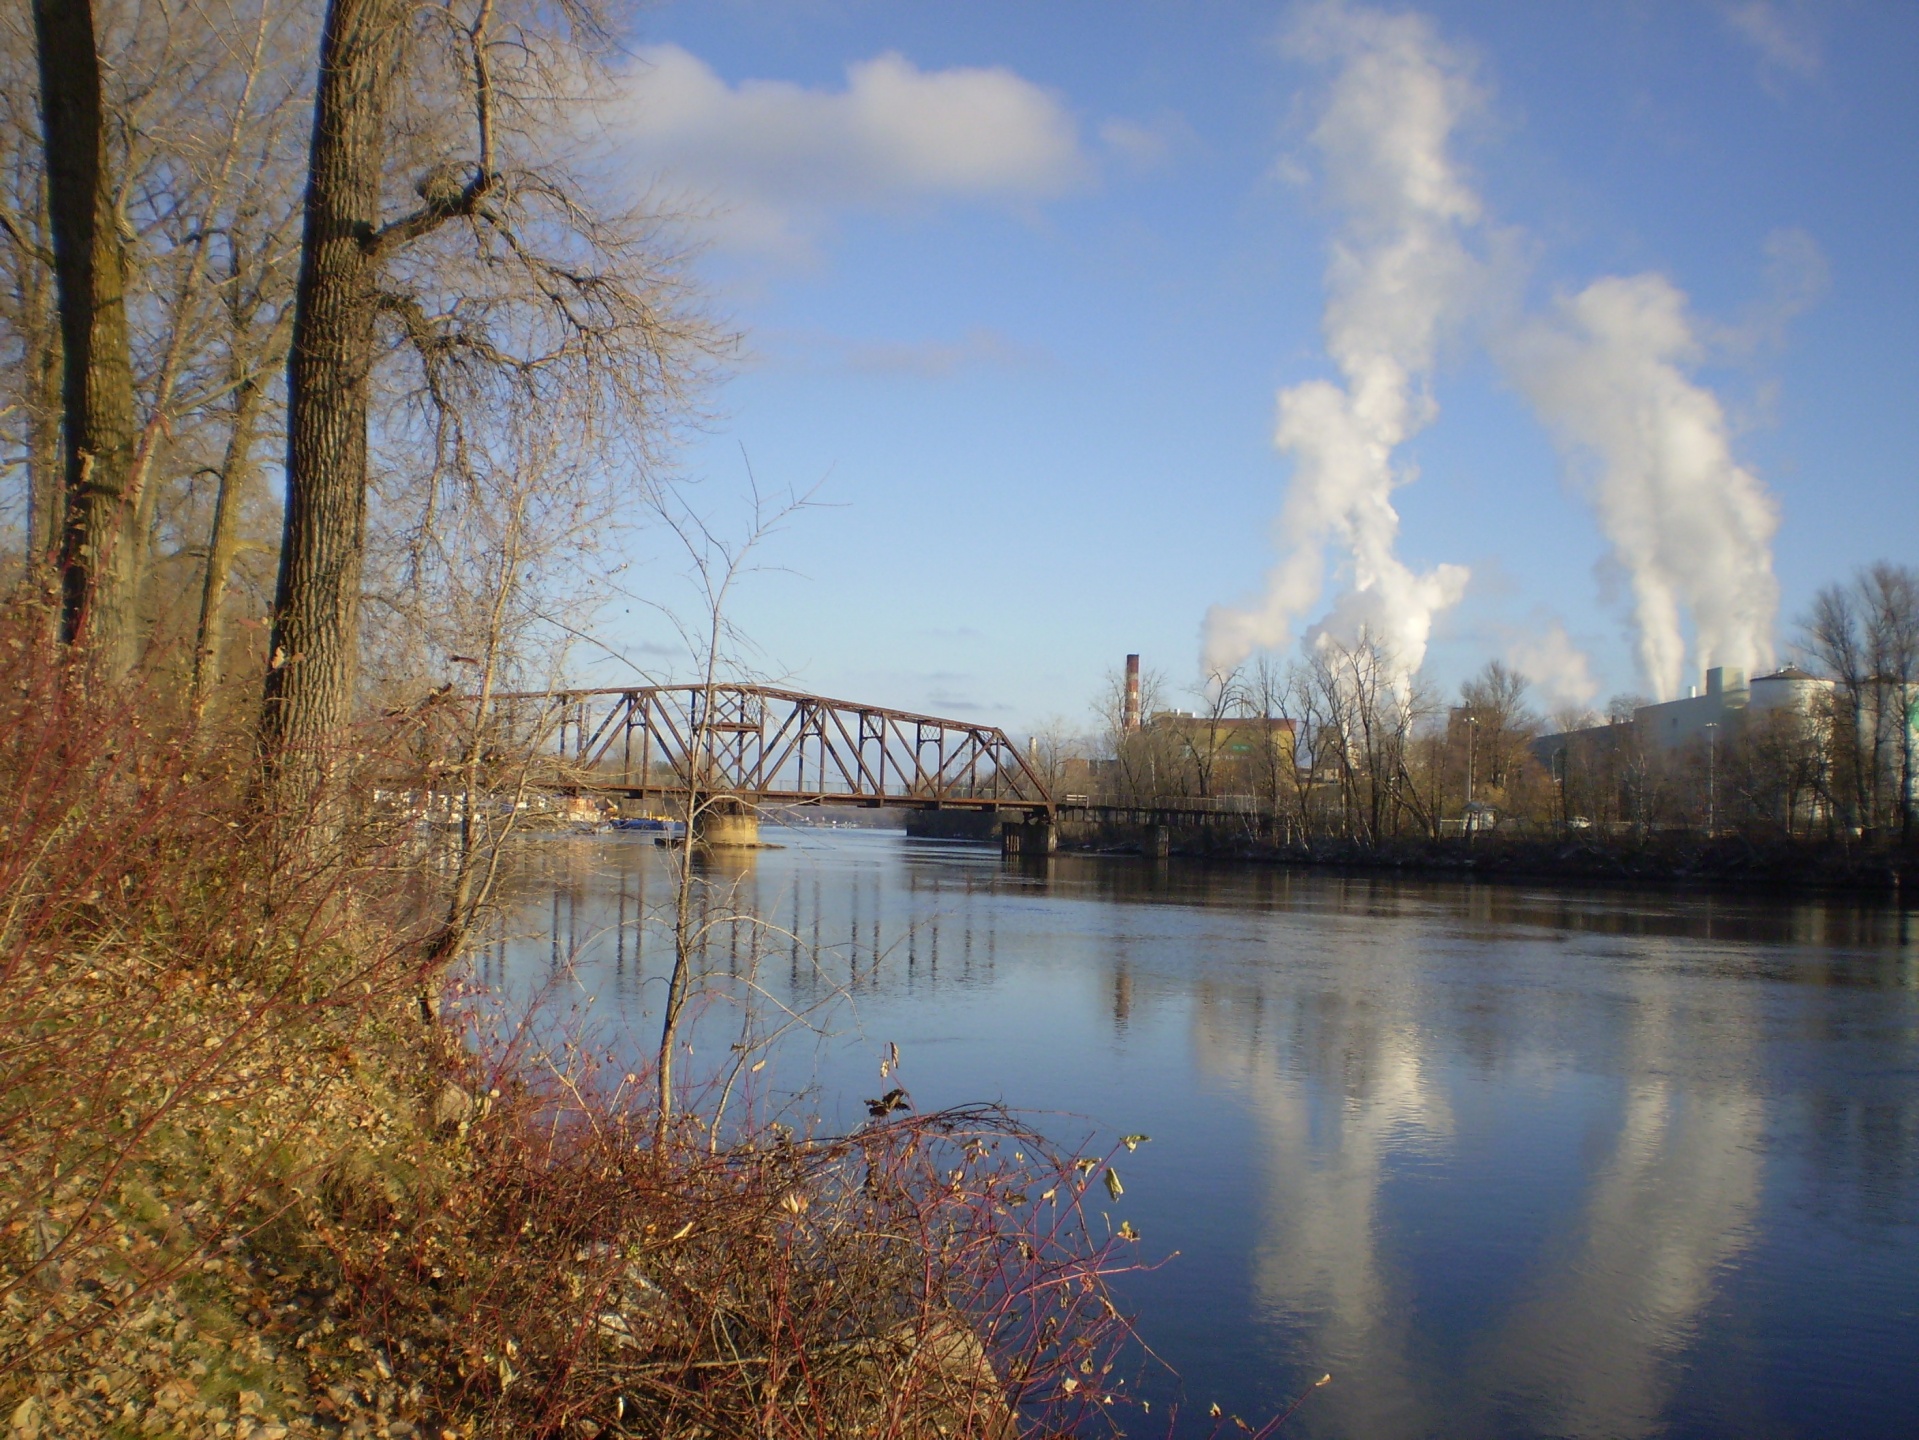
[
  {"x1": 1001, "y1": 816, "x2": 1058, "y2": 856},
  {"x1": 694, "y1": 800, "x2": 760, "y2": 848}
]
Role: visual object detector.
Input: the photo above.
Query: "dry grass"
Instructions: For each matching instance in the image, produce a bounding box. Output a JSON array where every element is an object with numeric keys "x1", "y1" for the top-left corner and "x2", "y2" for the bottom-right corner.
[{"x1": 0, "y1": 625, "x2": 1140, "y2": 1438}]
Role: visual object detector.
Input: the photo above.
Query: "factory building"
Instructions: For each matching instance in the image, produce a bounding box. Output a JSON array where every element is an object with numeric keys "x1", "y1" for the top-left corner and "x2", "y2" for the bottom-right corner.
[
  {"x1": 1630, "y1": 665, "x2": 1832, "y2": 750},
  {"x1": 1534, "y1": 665, "x2": 1835, "y2": 771}
]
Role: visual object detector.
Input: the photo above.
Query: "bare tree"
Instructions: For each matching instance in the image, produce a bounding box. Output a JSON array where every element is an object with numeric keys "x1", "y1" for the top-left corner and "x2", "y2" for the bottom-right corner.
[
  {"x1": 1458, "y1": 659, "x2": 1538, "y2": 792},
  {"x1": 644, "y1": 484, "x2": 811, "y2": 1139},
  {"x1": 262, "y1": 0, "x2": 434, "y2": 794},
  {"x1": 31, "y1": 0, "x2": 139, "y2": 673},
  {"x1": 1093, "y1": 659, "x2": 1175, "y2": 803},
  {"x1": 1304, "y1": 631, "x2": 1427, "y2": 844},
  {"x1": 116, "y1": 1, "x2": 313, "y2": 675},
  {"x1": 1606, "y1": 692, "x2": 1647, "y2": 725},
  {"x1": 1024, "y1": 715, "x2": 1089, "y2": 798},
  {"x1": 1801, "y1": 563, "x2": 1919, "y2": 840},
  {"x1": 428, "y1": 428, "x2": 572, "y2": 964},
  {"x1": 1179, "y1": 666, "x2": 1244, "y2": 798},
  {"x1": 1243, "y1": 655, "x2": 1306, "y2": 840},
  {"x1": 188, "y1": 227, "x2": 298, "y2": 717},
  {"x1": 3, "y1": 1, "x2": 320, "y2": 699},
  {"x1": 261, "y1": 0, "x2": 720, "y2": 817},
  {"x1": 1804, "y1": 581, "x2": 1874, "y2": 831},
  {"x1": 0, "y1": 9, "x2": 61, "y2": 595},
  {"x1": 1724, "y1": 705, "x2": 1829, "y2": 840},
  {"x1": 1862, "y1": 562, "x2": 1919, "y2": 841}
]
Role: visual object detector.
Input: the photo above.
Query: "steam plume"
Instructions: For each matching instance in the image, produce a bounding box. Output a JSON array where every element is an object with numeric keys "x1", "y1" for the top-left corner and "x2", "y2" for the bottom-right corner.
[
  {"x1": 1202, "y1": 1, "x2": 1475, "y2": 679},
  {"x1": 1507, "y1": 275, "x2": 1779, "y2": 700},
  {"x1": 1505, "y1": 617, "x2": 1600, "y2": 712}
]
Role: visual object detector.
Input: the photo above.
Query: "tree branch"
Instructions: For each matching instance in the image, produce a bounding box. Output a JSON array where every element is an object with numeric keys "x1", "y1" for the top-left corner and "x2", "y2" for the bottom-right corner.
[{"x1": 366, "y1": 168, "x2": 494, "y2": 259}]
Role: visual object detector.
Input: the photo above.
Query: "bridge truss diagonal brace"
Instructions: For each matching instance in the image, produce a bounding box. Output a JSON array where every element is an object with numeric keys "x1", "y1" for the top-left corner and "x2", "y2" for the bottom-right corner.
[{"x1": 458, "y1": 683, "x2": 1055, "y2": 815}]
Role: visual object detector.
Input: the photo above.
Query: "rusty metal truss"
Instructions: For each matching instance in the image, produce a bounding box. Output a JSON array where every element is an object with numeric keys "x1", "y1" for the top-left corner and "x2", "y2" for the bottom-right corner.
[{"x1": 456, "y1": 685, "x2": 1054, "y2": 815}]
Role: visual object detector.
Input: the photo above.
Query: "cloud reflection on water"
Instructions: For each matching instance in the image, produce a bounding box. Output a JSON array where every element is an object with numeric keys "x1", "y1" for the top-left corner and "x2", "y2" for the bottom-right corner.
[{"x1": 481, "y1": 834, "x2": 1919, "y2": 1439}]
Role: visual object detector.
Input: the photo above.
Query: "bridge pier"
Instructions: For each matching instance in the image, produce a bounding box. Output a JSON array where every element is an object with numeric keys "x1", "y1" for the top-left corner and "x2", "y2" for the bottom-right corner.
[
  {"x1": 694, "y1": 799, "x2": 760, "y2": 848},
  {"x1": 1001, "y1": 816, "x2": 1057, "y2": 856},
  {"x1": 905, "y1": 808, "x2": 1005, "y2": 842}
]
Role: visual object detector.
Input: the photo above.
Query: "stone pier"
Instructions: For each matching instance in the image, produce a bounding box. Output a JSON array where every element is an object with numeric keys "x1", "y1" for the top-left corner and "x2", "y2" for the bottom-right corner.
[{"x1": 694, "y1": 800, "x2": 760, "y2": 848}]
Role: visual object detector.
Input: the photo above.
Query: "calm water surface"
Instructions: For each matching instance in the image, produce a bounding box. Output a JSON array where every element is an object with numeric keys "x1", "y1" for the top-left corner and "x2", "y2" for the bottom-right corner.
[{"x1": 480, "y1": 829, "x2": 1919, "y2": 1440}]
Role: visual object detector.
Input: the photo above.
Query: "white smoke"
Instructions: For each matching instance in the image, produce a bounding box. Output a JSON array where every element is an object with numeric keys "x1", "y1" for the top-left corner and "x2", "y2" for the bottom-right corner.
[
  {"x1": 1505, "y1": 617, "x2": 1600, "y2": 712},
  {"x1": 1202, "y1": 1, "x2": 1476, "y2": 680},
  {"x1": 1506, "y1": 275, "x2": 1780, "y2": 701}
]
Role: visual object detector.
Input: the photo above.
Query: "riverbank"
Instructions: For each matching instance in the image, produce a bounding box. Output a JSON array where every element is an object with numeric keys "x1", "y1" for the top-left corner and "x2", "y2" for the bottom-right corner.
[
  {"x1": 1061, "y1": 828, "x2": 1918, "y2": 896},
  {"x1": 0, "y1": 669, "x2": 1125, "y2": 1438},
  {"x1": 4, "y1": 918, "x2": 1090, "y2": 1438}
]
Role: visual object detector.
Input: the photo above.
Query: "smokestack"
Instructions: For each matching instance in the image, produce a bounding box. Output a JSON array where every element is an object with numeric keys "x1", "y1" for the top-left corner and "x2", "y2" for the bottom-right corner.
[{"x1": 1124, "y1": 654, "x2": 1141, "y2": 733}]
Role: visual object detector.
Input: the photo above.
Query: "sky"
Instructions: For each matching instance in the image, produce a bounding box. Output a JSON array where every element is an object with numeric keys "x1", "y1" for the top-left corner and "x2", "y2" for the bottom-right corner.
[{"x1": 586, "y1": 0, "x2": 1919, "y2": 736}]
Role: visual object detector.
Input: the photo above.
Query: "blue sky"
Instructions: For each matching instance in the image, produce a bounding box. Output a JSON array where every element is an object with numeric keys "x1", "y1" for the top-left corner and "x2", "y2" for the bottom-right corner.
[{"x1": 590, "y1": 0, "x2": 1918, "y2": 734}]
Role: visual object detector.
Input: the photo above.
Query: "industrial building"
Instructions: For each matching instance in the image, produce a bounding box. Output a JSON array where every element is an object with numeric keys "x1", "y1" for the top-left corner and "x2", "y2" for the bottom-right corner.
[{"x1": 1534, "y1": 665, "x2": 1835, "y2": 770}]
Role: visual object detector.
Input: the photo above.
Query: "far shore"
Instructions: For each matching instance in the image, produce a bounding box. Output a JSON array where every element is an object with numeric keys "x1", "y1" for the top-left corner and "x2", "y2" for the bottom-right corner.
[{"x1": 1054, "y1": 831, "x2": 1918, "y2": 898}]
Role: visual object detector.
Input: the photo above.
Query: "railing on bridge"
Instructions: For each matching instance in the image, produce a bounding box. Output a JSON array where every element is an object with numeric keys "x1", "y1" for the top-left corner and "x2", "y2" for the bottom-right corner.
[
  {"x1": 1055, "y1": 793, "x2": 1263, "y2": 820},
  {"x1": 455, "y1": 684, "x2": 1053, "y2": 815}
]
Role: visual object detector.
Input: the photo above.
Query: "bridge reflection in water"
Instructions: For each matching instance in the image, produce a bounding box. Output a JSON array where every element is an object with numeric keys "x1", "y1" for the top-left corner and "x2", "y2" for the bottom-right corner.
[{"x1": 476, "y1": 835, "x2": 1919, "y2": 1440}]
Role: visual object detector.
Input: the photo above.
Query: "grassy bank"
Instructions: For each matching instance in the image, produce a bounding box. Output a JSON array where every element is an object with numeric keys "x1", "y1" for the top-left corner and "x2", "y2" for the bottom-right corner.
[{"x1": 0, "y1": 656, "x2": 1134, "y2": 1438}]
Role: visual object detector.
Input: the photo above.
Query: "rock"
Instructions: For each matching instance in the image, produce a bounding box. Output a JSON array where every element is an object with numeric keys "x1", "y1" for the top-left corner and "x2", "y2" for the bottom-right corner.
[
  {"x1": 594, "y1": 1310, "x2": 642, "y2": 1350},
  {"x1": 9, "y1": 1396, "x2": 42, "y2": 1440},
  {"x1": 430, "y1": 1082, "x2": 471, "y2": 1131},
  {"x1": 620, "y1": 1265, "x2": 676, "y2": 1321},
  {"x1": 824, "y1": 1313, "x2": 1014, "y2": 1440}
]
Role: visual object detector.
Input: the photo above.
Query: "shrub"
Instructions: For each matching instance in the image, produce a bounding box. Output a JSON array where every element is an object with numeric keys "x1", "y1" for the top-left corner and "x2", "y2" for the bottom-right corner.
[{"x1": 0, "y1": 622, "x2": 1138, "y2": 1437}]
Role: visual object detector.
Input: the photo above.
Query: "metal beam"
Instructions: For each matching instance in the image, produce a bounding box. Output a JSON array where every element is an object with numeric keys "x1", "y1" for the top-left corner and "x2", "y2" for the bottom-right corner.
[{"x1": 440, "y1": 684, "x2": 1054, "y2": 815}]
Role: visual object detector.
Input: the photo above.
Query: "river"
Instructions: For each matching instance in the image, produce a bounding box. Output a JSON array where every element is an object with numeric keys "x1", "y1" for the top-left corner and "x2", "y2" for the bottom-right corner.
[{"x1": 477, "y1": 828, "x2": 1919, "y2": 1440}]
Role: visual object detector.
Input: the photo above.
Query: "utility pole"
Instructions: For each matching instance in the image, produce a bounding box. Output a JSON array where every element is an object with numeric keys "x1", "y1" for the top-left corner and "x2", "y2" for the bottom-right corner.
[
  {"x1": 1704, "y1": 721, "x2": 1718, "y2": 838},
  {"x1": 1464, "y1": 713, "x2": 1478, "y2": 841}
]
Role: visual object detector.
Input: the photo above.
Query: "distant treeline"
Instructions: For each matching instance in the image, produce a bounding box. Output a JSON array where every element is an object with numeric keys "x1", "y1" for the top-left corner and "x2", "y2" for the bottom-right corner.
[{"x1": 1031, "y1": 563, "x2": 1918, "y2": 852}]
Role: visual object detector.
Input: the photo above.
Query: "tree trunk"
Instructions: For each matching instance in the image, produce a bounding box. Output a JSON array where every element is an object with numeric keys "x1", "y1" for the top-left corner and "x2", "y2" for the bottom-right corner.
[
  {"x1": 1901, "y1": 682, "x2": 1915, "y2": 846},
  {"x1": 260, "y1": 0, "x2": 403, "y2": 796},
  {"x1": 24, "y1": 277, "x2": 61, "y2": 590},
  {"x1": 32, "y1": 0, "x2": 140, "y2": 678},
  {"x1": 190, "y1": 370, "x2": 267, "y2": 718}
]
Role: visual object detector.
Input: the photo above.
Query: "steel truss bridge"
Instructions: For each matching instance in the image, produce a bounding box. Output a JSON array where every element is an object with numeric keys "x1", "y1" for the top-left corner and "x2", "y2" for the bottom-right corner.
[{"x1": 451, "y1": 684, "x2": 1054, "y2": 817}]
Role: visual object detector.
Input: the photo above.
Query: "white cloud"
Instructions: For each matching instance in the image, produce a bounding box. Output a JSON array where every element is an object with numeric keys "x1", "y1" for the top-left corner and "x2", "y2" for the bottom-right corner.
[
  {"x1": 763, "y1": 325, "x2": 1049, "y2": 378},
  {"x1": 831, "y1": 327, "x2": 1046, "y2": 378},
  {"x1": 615, "y1": 45, "x2": 1091, "y2": 253},
  {"x1": 1098, "y1": 110, "x2": 1197, "y2": 171},
  {"x1": 1718, "y1": 2, "x2": 1823, "y2": 87},
  {"x1": 1715, "y1": 226, "x2": 1828, "y2": 357}
]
